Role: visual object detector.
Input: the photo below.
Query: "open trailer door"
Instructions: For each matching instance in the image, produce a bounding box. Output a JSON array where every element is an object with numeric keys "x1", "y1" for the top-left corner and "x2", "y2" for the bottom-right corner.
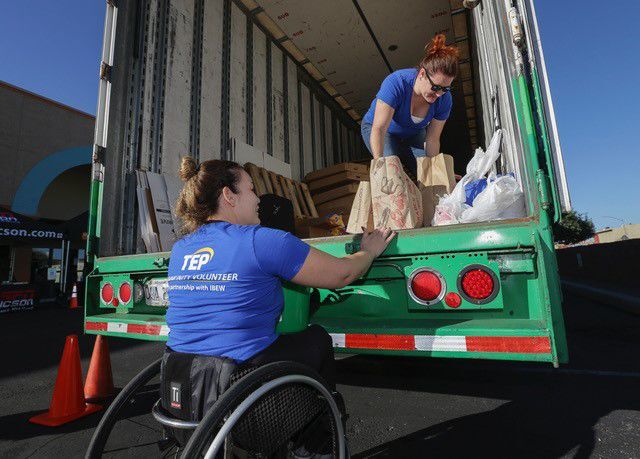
[{"x1": 519, "y1": 0, "x2": 571, "y2": 220}]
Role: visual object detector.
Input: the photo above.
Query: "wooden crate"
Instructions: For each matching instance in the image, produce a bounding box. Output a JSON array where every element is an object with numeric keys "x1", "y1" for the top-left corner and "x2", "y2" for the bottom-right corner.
[{"x1": 245, "y1": 162, "x2": 318, "y2": 219}]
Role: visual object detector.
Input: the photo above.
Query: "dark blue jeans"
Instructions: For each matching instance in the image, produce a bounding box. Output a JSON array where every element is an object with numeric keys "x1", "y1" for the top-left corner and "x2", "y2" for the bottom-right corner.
[{"x1": 361, "y1": 122, "x2": 427, "y2": 177}]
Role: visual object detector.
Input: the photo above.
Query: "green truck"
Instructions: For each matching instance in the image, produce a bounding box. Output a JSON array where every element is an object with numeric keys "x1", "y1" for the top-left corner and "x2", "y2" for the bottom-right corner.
[{"x1": 85, "y1": 0, "x2": 570, "y2": 366}]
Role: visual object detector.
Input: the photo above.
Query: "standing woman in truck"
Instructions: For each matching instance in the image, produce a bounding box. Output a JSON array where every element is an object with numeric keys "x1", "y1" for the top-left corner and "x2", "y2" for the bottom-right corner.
[
  {"x1": 166, "y1": 157, "x2": 395, "y2": 389},
  {"x1": 361, "y1": 33, "x2": 459, "y2": 177}
]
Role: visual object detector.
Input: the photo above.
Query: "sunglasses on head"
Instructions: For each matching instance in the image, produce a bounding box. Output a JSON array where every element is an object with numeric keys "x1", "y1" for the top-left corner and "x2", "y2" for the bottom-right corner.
[{"x1": 424, "y1": 70, "x2": 452, "y2": 93}]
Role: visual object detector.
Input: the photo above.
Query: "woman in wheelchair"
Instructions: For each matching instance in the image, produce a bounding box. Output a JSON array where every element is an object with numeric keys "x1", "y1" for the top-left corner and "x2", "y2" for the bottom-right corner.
[{"x1": 163, "y1": 157, "x2": 395, "y2": 456}]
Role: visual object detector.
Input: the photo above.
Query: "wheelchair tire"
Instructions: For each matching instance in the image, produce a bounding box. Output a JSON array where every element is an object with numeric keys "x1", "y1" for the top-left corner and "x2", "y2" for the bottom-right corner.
[
  {"x1": 181, "y1": 361, "x2": 346, "y2": 459},
  {"x1": 85, "y1": 357, "x2": 162, "y2": 459}
]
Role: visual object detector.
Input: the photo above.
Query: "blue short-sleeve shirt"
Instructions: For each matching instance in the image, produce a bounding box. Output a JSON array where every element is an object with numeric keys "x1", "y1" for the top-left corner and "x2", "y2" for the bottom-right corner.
[
  {"x1": 166, "y1": 222, "x2": 311, "y2": 361},
  {"x1": 363, "y1": 68, "x2": 452, "y2": 138}
]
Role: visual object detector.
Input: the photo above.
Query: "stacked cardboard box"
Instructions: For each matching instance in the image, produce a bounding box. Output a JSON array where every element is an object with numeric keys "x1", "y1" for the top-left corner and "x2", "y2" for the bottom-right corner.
[
  {"x1": 135, "y1": 171, "x2": 182, "y2": 252},
  {"x1": 304, "y1": 162, "x2": 370, "y2": 221}
]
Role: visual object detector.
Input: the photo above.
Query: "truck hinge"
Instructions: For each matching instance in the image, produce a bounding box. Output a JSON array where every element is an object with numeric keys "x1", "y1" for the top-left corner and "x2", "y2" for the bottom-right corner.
[
  {"x1": 536, "y1": 169, "x2": 552, "y2": 212},
  {"x1": 100, "y1": 61, "x2": 112, "y2": 82},
  {"x1": 508, "y1": 7, "x2": 524, "y2": 48},
  {"x1": 92, "y1": 144, "x2": 106, "y2": 182}
]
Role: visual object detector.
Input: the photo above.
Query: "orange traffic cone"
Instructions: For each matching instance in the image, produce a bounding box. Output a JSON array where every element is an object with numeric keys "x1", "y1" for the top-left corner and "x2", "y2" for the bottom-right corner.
[
  {"x1": 84, "y1": 335, "x2": 114, "y2": 401},
  {"x1": 69, "y1": 283, "x2": 79, "y2": 309},
  {"x1": 30, "y1": 335, "x2": 102, "y2": 426}
]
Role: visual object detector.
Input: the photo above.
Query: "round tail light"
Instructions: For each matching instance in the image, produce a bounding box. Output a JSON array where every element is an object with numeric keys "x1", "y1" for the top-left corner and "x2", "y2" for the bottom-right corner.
[
  {"x1": 408, "y1": 269, "x2": 445, "y2": 305},
  {"x1": 458, "y1": 265, "x2": 499, "y2": 304},
  {"x1": 119, "y1": 282, "x2": 132, "y2": 304},
  {"x1": 101, "y1": 283, "x2": 114, "y2": 304}
]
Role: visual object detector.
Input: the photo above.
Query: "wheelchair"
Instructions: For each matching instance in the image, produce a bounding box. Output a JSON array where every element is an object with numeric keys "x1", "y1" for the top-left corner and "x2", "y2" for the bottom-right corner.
[{"x1": 85, "y1": 357, "x2": 348, "y2": 458}]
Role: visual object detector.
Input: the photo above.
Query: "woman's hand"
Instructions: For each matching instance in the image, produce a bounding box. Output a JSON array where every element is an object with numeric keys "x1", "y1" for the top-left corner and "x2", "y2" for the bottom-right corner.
[
  {"x1": 290, "y1": 228, "x2": 397, "y2": 290},
  {"x1": 360, "y1": 227, "x2": 396, "y2": 258}
]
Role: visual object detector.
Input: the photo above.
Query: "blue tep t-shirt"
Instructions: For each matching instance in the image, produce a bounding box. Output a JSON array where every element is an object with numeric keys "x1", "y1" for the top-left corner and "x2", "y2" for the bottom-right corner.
[
  {"x1": 363, "y1": 68, "x2": 452, "y2": 138},
  {"x1": 166, "y1": 222, "x2": 311, "y2": 361}
]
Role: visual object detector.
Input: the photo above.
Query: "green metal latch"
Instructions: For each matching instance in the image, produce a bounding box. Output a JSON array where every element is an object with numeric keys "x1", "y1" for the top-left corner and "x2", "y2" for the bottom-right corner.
[
  {"x1": 345, "y1": 242, "x2": 360, "y2": 255},
  {"x1": 153, "y1": 257, "x2": 169, "y2": 268},
  {"x1": 536, "y1": 169, "x2": 552, "y2": 212}
]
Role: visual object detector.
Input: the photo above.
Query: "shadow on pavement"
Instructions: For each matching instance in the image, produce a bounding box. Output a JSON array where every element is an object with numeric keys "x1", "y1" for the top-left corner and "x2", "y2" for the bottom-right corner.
[
  {"x1": 340, "y1": 291, "x2": 640, "y2": 458},
  {"x1": 0, "y1": 384, "x2": 161, "y2": 442},
  {"x1": 1, "y1": 307, "x2": 156, "y2": 379}
]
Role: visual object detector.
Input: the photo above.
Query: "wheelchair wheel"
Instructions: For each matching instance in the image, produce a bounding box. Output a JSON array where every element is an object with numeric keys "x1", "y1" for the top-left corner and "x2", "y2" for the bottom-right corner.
[
  {"x1": 85, "y1": 358, "x2": 163, "y2": 459},
  {"x1": 181, "y1": 361, "x2": 347, "y2": 459}
]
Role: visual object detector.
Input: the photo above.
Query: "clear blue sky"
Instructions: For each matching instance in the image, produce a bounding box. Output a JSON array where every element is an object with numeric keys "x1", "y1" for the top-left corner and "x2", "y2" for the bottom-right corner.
[{"x1": 1, "y1": 1, "x2": 638, "y2": 230}]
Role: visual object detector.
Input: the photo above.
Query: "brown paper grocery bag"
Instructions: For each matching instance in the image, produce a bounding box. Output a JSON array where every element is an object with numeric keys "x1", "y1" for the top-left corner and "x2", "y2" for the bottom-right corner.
[
  {"x1": 417, "y1": 154, "x2": 456, "y2": 226},
  {"x1": 370, "y1": 156, "x2": 423, "y2": 230},
  {"x1": 346, "y1": 181, "x2": 374, "y2": 234}
]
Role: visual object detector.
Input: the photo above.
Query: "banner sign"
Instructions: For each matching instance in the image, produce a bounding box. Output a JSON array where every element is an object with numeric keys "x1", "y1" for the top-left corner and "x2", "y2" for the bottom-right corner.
[{"x1": 0, "y1": 286, "x2": 37, "y2": 314}]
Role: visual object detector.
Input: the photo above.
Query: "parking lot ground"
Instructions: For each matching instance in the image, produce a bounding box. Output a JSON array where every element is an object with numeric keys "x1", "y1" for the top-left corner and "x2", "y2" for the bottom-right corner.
[{"x1": 1, "y1": 289, "x2": 639, "y2": 458}]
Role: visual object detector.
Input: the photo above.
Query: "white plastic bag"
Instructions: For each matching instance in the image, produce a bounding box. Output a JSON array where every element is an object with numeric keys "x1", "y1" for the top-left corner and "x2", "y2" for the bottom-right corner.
[
  {"x1": 432, "y1": 129, "x2": 503, "y2": 226},
  {"x1": 459, "y1": 174, "x2": 525, "y2": 223}
]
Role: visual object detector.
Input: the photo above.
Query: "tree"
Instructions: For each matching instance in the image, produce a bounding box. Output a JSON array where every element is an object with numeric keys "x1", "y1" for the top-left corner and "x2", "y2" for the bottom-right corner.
[{"x1": 553, "y1": 210, "x2": 595, "y2": 245}]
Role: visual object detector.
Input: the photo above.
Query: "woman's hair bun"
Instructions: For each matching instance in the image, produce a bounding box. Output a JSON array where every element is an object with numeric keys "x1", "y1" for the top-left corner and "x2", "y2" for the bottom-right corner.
[
  {"x1": 424, "y1": 33, "x2": 458, "y2": 59},
  {"x1": 179, "y1": 156, "x2": 198, "y2": 182},
  {"x1": 419, "y1": 33, "x2": 459, "y2": 77},
  {"x1": 426, "y1": 34, "x2": 447, "y2": 57}
]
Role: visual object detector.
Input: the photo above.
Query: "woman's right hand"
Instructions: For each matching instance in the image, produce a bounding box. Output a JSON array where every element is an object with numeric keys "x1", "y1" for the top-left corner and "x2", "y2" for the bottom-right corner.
[{"x1": 360, "y1": 227, "x2": 396, "y2": 258}]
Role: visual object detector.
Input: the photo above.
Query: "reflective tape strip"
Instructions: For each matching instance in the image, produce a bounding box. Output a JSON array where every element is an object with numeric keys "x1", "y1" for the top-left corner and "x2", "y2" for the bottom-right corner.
[
  {"x1": 85, "y1": 321, "x2": 107, "y2": 331},
  {"x1": 330, "y1": 333, "x2": 551, "y2": 354},
  {"x1": 107, "y1": 322, "x2": 127, "y2": 333},
  {"x1": 127, "y1": 324, "x2": 161, "y2": 335},
  {"x1": 330, "y1": 333, "x2": 345, "y2": 348},
  {"x1": 85, "y1": 321, "x2": 170, "y2": 337},
  {"x1": 466, "y1": 336, "x2": 551, "y2": 354},
  {"x1": 347, "y1": 334, "x2": 415, "y2": 350},
  {"x1": 415, "y1": 335, "x2": 467, "y2": 352}
]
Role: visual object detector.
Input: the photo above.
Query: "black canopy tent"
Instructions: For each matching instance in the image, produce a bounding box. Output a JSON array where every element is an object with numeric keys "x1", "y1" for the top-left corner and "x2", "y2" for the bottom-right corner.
[
  {"x1": 0, "y1": 208, "x2": 68, "y2": 248},
  {"x1": 0, "y1": 208, "x2": 80, "y2": 306}
]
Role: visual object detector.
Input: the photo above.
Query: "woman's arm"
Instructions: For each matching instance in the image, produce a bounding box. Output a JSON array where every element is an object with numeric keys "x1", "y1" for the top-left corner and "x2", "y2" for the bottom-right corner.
[
  {"x1": 291, "y1": 228, "x2": 396, "y2": 289},
  {"x1": 425, "y1": 118, "x2": 446, "y2": 157},
  {"x1": 370, "y1": 100, "x2": 395, "y2": 159}
]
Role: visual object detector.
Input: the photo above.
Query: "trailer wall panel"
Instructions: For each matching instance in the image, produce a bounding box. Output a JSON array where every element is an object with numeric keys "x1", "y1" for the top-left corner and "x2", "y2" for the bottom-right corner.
[
  {"x1": 323, "y1": 106, "x2": 333, "y2": 166},
  {"x1": 199, "y1": 0, "x2": 224, "y2": 160},
  {"x1": 300, "y1": 83, "x2": 313, "y2": 177},
  {"x1": 228, "y1": 3, "x2": 247, "y2": 149},
  {"x1": 286, "y1": 56, "x2": 300, "y2": 180},
  {"x1": 313, "y1": 95, "x2": 322, "y2": 169},
  {"x1": 252, "y1": 25, "x2": 268, "y2": 155},
  {"x1": 138, "y1": 0, "x2": 160, "y2": 171},
  {"x1": 161, "y1": 0, "x2": 194, "y2": 176},
  {"x1": 270, "y1": 43, "x2": 285, "y2": 161}
]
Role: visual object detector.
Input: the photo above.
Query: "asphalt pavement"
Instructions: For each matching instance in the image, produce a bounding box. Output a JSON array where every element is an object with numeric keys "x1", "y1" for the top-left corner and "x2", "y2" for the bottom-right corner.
[{"x1": 1, "y1": 289, "x2": 639, "y2": 458}]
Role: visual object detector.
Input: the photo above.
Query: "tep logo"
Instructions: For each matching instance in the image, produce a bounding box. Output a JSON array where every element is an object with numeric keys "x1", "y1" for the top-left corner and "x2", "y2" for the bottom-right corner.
[{"x1": 181, "y1": 247, "x2": 215, "y2": 271}]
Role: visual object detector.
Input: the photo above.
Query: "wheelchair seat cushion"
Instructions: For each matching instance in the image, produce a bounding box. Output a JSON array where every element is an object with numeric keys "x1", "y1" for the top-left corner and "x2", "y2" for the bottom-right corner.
[{"x1": 160, "y1": 348, "x2": 238, "y2": 422}]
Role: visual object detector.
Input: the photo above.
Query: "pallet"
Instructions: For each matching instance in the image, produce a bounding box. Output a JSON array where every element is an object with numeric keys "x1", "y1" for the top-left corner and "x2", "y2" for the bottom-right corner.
[
  {"x1": 304, "y1": 162, "x2": 369, "y2": 183},
  {"x1": 312, "y1": 183, "x2": 360, "y2": 206},
  {"x1": 307, "y1": 170, "x2": 369, "y2": 194},
  {"x1": 245, "y1": 163, "x2": 318, "y2": 219}
]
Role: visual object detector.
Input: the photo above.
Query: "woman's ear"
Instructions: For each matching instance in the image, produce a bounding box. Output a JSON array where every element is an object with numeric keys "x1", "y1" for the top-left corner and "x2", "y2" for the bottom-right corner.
[{"x1": 221, "y1": 186, "x2": 236, "y2": 206}]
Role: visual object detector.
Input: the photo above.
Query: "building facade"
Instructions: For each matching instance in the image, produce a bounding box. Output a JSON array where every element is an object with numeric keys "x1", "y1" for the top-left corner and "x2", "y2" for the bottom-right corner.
[{"x1": 0, "y1": 81, "x2": 94, "y2": 311}]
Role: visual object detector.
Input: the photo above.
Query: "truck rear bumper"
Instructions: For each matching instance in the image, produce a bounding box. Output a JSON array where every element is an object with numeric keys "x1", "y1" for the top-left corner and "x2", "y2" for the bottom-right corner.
[{"x1": 328, "y1": 332, "x2": 553, "y2": 363}]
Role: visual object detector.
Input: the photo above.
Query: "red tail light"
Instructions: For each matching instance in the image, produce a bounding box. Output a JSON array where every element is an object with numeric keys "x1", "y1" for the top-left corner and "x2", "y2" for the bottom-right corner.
[
  {"x1": 408, "y1": 269, "x2": 445, "y2": 305},
  {"x1": 101, "y1": 283, "x2": 114, "y2": 304},
  {"x1": 458, "y1": 266, "x2": 499, "y2": 304},
  {"x1": 119, "y1": 282, "x2": 132, "y2": 304}
]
